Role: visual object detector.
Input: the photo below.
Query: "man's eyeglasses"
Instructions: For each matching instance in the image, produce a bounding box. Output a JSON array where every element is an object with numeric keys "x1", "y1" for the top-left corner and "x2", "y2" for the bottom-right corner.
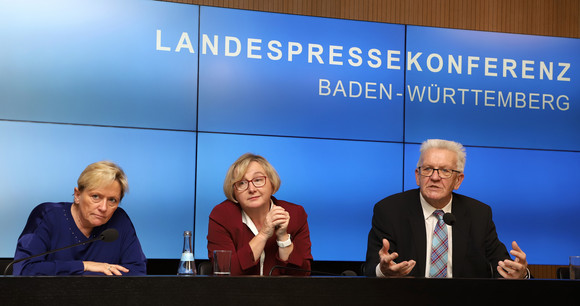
[
  {"x1": 417, "y1": 167, "x2": 461, "y2": 179},
  {"x1": 233, "y1": 176, "x2": 267, "y2": 192}
]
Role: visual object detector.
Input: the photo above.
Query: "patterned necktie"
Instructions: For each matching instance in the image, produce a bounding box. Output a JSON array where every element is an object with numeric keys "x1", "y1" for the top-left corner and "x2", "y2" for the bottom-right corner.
[{"x1": 429, "y1": 210, "x2": 448, "y2": 278}]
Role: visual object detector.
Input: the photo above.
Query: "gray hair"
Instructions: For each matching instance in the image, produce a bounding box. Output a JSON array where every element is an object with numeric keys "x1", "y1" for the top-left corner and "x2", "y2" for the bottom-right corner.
[{"x1": 417, "y1": 139, "x2": 466, "y2": 172}]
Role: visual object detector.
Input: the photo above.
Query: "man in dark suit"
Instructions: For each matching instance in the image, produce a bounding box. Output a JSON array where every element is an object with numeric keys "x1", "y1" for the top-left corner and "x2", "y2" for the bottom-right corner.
[{"x1": 365, "y1": 139, "x2": 529, "y2": 278}]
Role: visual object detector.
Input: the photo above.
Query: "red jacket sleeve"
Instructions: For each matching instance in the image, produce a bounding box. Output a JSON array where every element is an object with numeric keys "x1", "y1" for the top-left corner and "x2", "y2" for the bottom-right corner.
[
  {"x1": 207, "y1": 203, "x2": 258, "y2": 275},
  {"x1": 275, "y1": 201, "x2": 313, "y2": 275},
  {"x1": 207, "y1": 199, "x2": 313, "y2": 276}
]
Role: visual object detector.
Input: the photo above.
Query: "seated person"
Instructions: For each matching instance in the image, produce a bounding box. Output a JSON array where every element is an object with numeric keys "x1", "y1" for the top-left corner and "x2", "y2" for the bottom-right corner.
[
  {"x1": 207, "y1": 153, "x2": 312, "y2": 275},
  {"x1": 13, "y1": 161, "x2": 146, "y2": 275},
  {"x1": 365, "y1": 139, "x2": 529, "y2": 278}
]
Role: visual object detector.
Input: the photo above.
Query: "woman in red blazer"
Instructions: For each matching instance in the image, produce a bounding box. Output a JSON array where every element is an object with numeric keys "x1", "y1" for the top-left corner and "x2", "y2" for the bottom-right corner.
[{"x1": 207, "y1": 153, "x2": 313, "y2": 275}]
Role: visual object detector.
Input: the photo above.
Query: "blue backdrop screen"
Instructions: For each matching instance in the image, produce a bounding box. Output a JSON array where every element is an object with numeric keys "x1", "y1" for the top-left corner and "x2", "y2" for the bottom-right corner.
[
  {"x1": 198, "y1": 7, "x2": 405, "y2": 141},
  {"x1": 405, "y1": 26, "x2": 580, "y2": 150},
  {"x1": 0, "y1": 0, "x2": 578, "y2": 265},
  {"x1": 0, "y1": 0, "x2": 198, "y2": 131},
  {"x1": 195, "y1": 133, "x2": 402, "y2": 261}
]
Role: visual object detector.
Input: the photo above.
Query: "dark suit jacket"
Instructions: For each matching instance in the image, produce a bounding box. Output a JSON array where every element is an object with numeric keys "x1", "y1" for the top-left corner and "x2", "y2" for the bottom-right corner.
[{"x1": 365, "y1": 189, "x2": 510, "y2": 278}]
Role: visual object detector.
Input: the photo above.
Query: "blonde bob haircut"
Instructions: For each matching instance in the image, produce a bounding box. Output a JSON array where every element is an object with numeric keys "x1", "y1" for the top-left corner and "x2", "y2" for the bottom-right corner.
[
  {"x1": 223, "y1": 153, "x2": 281, "y2": 203},
  {"x1": 77, "y1": 161, "x2": 129, "y2": 201}
]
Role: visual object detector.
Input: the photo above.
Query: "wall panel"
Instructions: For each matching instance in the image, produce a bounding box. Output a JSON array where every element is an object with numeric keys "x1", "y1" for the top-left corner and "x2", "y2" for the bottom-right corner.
[{"x1": 166, "y1": 0, "x2": 580, "y2": 38}]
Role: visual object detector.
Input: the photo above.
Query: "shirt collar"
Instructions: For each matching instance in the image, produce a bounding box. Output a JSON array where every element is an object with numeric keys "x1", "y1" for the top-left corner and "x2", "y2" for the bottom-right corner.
[
  {"x1": 241, "y1": 199, "x2": 275, "y2": 235},
  {"x1": 420, "y1": 192, "x2": 452, "y2": 220}
]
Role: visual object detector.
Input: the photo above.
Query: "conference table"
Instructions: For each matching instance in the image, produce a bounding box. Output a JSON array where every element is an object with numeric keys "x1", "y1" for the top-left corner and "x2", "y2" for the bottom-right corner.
[{"x1": 1, "y1": 275, "x2": 578, "y2": 305}]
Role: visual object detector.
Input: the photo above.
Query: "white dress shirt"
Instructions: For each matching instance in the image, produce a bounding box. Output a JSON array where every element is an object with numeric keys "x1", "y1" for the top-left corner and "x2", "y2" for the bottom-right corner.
[{"x1": 241, "y1": 200, "x2": 274, "y2": 276}]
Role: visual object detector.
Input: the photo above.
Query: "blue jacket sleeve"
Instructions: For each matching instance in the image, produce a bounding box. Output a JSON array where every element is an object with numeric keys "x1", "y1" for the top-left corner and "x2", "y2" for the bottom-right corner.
[{"x1": 14, "y1": 204, "x2": 85, "y2": 275}]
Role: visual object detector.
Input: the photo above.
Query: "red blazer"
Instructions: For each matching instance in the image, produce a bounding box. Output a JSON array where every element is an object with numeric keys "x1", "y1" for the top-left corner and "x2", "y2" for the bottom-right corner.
[{"x1": 207, "y1": 197, "x2": 313, "y2": 275}]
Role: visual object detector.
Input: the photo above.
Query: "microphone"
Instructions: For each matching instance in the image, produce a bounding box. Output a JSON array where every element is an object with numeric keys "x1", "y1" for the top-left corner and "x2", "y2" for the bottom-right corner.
[
  {"x1": 100, "y1": 228, "x2": 119, "y2": 242},
  {"x1": 340, "y1": 270, "x2": 358, "y2": 276},
  {"x1": 443, "y1": 213, "x2": 456, "y2": 226},
  {"x1": 268, "y1": 265, "x2": 358, "y2": 276},
  {"x1": 4, "y1": 228, "x2": 119, "y2": 276}
]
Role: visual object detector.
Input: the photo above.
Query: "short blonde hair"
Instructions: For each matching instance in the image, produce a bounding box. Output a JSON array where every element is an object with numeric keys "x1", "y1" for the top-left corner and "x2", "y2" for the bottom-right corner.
[
  {"x1": 223, "y1": 153, "x2": 281, "y2": 203},
  {"x1": 417, "y1": 139, "x2": 466, "y2": 172},
  {"x1": 77, "y1": 161, "x2": 129, "y2": 200}
]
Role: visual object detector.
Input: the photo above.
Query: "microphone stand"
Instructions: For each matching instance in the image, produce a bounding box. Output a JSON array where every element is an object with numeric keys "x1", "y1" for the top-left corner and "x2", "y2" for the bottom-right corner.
[{"x1": 4, "y1": 228, "x2": 117, "y2": 276}]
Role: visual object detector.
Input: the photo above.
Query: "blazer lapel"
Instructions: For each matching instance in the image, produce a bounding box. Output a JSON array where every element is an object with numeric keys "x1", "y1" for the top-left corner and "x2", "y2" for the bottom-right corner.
[
  {"x1": 451, "y1": 194, "x2": 470, "y2": 276},
  {"x1": 408, "y1": 190, "x2": 427, "y2": 276}
]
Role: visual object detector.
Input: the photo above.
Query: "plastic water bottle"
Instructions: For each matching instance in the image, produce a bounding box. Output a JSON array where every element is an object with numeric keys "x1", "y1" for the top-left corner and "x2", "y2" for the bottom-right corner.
[{"x1": 177, "y1": 231, "x2": 196, "y2": 276}]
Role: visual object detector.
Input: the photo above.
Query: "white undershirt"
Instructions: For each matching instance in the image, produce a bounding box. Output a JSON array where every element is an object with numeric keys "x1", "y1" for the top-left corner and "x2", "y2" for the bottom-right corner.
[
  {"x1": 420, "y1": 193, "x2": 453, "y2": 278},
  {"x1": 241, "y1": 200, "x2": 274, "y2": 276}
]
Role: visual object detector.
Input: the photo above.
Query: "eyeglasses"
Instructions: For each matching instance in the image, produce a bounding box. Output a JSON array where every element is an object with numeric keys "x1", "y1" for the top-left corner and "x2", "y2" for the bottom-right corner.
[
  {"x1": 418, "y1": 167, "x2": 461, "y2": 179},
  {"x1": 233, "y1": 176, "x2": 267, "y2": 192}
]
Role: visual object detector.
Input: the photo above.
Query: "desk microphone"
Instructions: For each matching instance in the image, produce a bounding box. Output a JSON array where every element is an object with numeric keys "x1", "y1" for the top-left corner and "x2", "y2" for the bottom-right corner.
[
  {"x1": 340, "y1": 270, "x2": 358, "y2": 276},
  {"x1": 3, "y1": 228, "x2": 119, "y2": 276},
  {"x1": 268, "y1": 265, "x2": 357, "y2": 276},
  {"x1": 443, "y1": 213, "x2": 456, "y2": 226}
]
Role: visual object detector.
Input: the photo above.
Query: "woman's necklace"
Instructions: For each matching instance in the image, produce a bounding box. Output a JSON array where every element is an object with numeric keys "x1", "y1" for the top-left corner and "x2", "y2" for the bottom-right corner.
[{"x1": 70, "y1": 204, "x2": 91, "y2": 238}]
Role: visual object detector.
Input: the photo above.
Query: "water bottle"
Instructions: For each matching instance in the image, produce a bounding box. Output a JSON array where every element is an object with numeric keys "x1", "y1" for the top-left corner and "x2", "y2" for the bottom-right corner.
[{"x1": 177, "y1": 231, "x2": 196, "y2": 276}]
